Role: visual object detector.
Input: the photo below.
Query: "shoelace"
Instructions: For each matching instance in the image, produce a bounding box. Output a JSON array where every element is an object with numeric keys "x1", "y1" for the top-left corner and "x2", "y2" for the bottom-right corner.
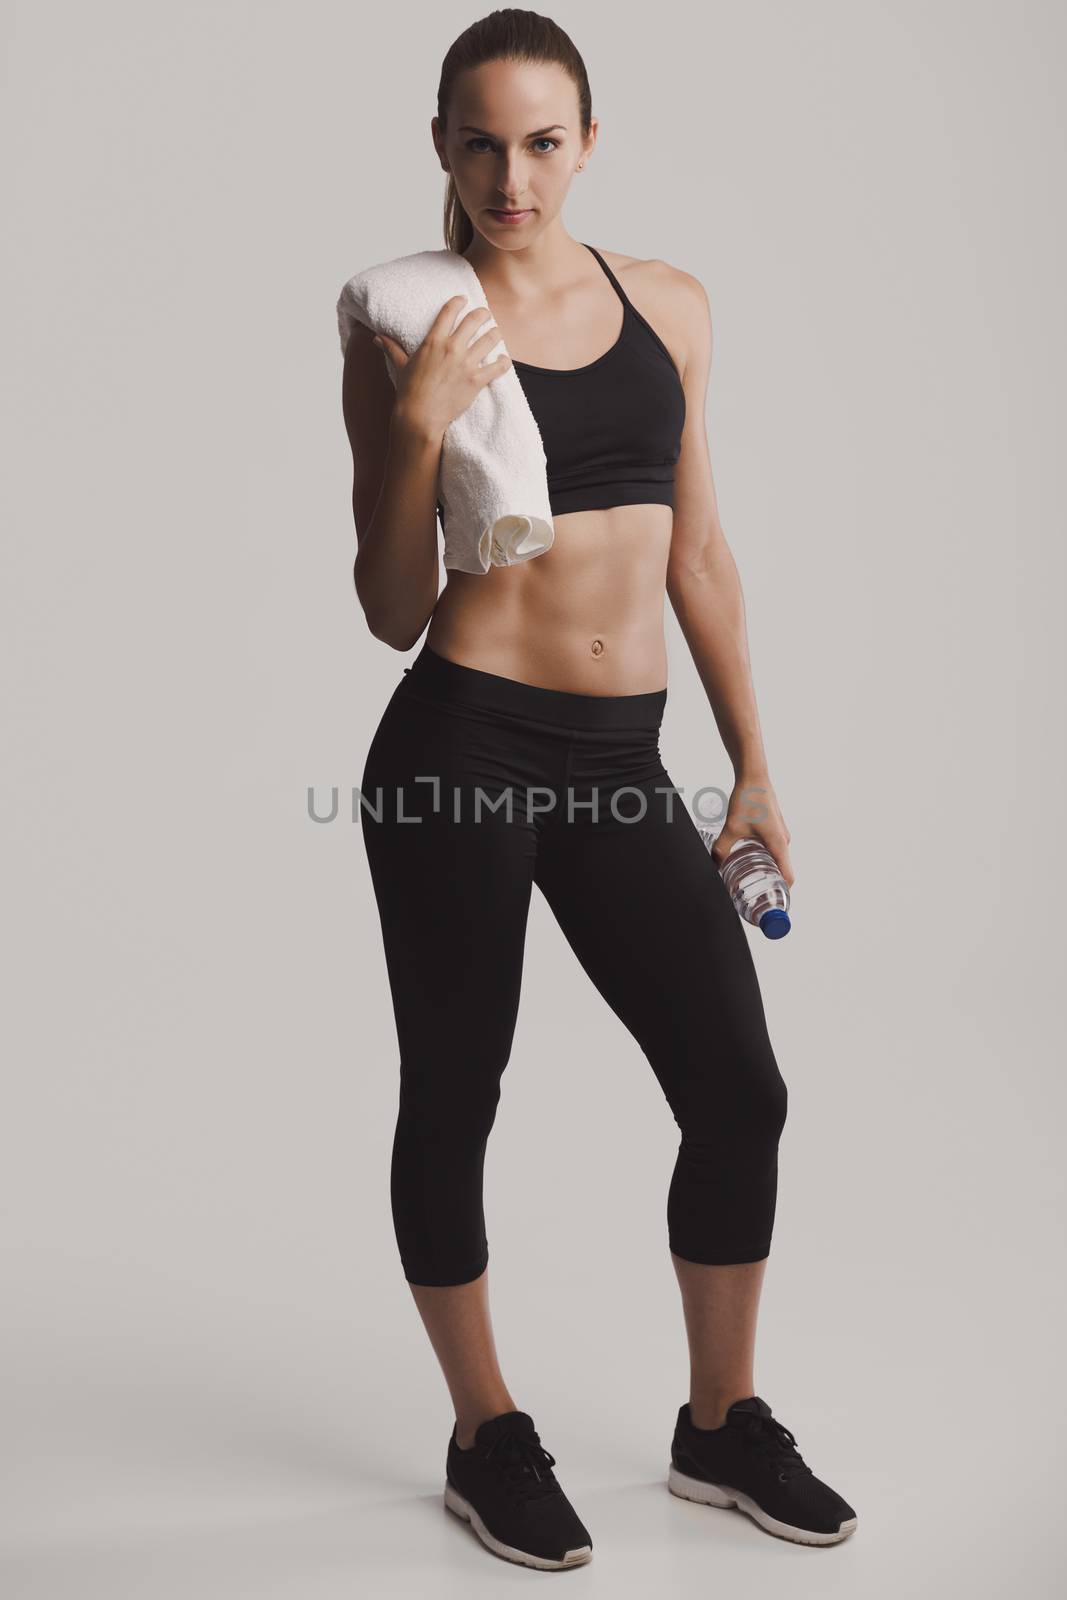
[
  {"x1": 737, "y1": 1413, "x2": 814, "y2": 1482},
  {"x1": 483, "y1": 1429, "x2": 562, "y2": 1502}
]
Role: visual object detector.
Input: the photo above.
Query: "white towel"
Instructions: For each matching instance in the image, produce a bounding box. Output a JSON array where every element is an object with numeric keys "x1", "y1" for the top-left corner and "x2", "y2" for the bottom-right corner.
[{"x1": 337, "y1": 249, "x2": 554, "y2": 576}]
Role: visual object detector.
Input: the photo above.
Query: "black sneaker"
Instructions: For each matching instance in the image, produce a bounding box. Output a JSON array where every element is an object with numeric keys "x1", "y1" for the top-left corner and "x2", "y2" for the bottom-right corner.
[
  {"x1": 668, "y1": 1395, "x2": 858, "y2": 1545},
  {"x1": 444, "y1": 1410, "x2": 593, "y2": 1570}
]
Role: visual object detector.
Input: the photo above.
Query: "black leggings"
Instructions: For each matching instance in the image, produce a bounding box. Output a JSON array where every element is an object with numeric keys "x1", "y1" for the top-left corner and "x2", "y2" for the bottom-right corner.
[{"x1": 359, "y1": 643, "x2": 788, "y2": 1287}]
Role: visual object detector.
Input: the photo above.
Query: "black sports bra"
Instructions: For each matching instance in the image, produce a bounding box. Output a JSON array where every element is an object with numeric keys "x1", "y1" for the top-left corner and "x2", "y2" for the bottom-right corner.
[{"x1": 508, "y1": 243, "x2": 686, "y2": 516}]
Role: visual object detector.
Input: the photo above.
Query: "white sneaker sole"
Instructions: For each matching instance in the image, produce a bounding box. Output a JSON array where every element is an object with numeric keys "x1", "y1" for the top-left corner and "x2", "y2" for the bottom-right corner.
[
  {"x1": 444, "y1": 1480, "x2": 593, "y2": 1569},
  {"x1": 667, "y1": 1464, "x2": 858, "y2": 1546}
]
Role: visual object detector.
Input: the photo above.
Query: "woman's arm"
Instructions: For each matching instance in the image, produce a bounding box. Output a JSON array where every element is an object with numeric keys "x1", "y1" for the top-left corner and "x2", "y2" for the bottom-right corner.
[
  {"x1": 341, "y1": 321, "x2": 441, "y2": 650},
  {"x1": 663, "y1": 269, "x2": 794, "y2": 881}
]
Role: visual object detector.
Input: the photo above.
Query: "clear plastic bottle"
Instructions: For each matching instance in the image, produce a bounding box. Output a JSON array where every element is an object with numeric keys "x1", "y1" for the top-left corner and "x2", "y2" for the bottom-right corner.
[{"x1": 697, "y1": 831, "x2": 792, "y2": 939}]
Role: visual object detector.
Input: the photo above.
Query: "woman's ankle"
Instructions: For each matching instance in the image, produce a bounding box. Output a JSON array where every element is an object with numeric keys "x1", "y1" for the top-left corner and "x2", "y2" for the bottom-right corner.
[
  {"x1": 455, "y1": 1397, "x2": 519, "y2": 1449},
  {"x1": 688, "y1": 1385, "x2": 756, "y2": 1430}
]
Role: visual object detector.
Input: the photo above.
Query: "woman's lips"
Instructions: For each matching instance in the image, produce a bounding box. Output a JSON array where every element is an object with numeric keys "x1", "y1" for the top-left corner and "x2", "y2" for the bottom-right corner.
[{"x1": 487, "y1": 208, "x2": 531, "y2": 224}]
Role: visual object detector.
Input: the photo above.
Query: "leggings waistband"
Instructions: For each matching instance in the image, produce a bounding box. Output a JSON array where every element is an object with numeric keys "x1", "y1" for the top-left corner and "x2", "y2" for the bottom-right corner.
[{"x1": 399, "y1": 644, "x2": 667, "y2": 732}]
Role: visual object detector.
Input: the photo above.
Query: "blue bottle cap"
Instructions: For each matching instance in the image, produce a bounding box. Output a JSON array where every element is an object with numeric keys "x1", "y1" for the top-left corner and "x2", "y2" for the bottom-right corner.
[{"x1": 759, "y1": 908, "x2": 791, "y2": 939}]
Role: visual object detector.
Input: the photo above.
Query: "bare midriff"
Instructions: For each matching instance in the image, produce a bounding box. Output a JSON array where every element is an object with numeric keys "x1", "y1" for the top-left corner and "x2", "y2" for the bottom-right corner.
[{"x1": 424, "y1": 503, "x2": 674, "y2": 696}]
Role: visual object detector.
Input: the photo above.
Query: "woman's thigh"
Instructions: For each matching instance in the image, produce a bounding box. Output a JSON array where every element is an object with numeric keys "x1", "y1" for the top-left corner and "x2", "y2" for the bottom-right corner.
[
  {"x1": 359, "y1": 688, "x2": 555, "y2": 1067},
  {"x1": 532, "y1": 764, "x2": 781, "y2": 1105}
]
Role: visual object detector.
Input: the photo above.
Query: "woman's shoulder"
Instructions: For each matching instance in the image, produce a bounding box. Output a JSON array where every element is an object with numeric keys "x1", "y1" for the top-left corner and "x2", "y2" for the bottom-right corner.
[
  {"x1": 596, "y1": 247, "x2": 710, "y2": 373},
  {"x1": 597, "y1": 245, "x2": 708, "y2": 311}
]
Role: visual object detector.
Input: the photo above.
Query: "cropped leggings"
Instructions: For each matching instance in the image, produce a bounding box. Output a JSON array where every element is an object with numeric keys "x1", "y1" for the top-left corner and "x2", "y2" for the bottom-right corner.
[{"x1": 359, "y1": 643, "x2": 788, "y2": 1287}]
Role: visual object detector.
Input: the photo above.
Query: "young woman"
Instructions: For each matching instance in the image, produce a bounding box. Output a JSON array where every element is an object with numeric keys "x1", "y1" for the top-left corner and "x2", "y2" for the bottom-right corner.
[{"x1": 340, "y1": 10, "x2": 857, "y2": 1571}]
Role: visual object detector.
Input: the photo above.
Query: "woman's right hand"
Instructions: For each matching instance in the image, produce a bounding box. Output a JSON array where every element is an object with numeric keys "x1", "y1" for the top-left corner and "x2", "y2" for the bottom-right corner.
[{"x1": 373, "y1": 296, "x2": 512, "y2": 442}]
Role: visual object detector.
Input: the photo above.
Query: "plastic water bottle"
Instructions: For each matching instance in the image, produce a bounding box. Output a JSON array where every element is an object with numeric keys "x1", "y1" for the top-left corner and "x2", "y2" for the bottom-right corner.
[{"x1": 697, "y1": 831, "x2": 792, "y2": 939}]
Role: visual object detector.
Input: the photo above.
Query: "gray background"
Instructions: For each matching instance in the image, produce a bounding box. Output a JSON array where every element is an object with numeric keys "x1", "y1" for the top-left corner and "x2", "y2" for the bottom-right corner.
[{"x1": 3, "y1": 0, "x2": 1064, "y2": 1594}]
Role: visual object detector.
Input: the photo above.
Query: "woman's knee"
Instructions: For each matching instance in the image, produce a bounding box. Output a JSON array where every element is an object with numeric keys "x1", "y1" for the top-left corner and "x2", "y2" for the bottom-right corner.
[
  {"x1": 674, "y1": 1044, "x2": 788, "y2": 1151},
  {"x1": 396, "y1": 1046, "x2": 509, "y2": 1135},
  {"x1": 744, "y1": 1055, "x2": 788, "y2": 1151},
  {"x1": 758, "y1": 1057, "x2": 788, "y2": 1143}
]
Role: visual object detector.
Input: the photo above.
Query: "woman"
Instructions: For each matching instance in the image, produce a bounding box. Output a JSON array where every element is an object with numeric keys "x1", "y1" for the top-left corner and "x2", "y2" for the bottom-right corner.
[{"x1": 340, "y1": 10, "x2": 857, "y2": 1571}]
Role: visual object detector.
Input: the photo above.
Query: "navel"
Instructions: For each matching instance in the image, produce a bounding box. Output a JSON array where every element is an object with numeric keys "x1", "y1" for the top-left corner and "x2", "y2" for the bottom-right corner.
[{"x1": 590, "y1": 637, "x2": 605, "y2": 658}]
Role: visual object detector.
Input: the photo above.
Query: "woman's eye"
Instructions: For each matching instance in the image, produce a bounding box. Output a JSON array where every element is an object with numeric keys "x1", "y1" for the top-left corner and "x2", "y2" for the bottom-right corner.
[{"x1": 464, "y1": 137, "x2": 559, "y2": 154}]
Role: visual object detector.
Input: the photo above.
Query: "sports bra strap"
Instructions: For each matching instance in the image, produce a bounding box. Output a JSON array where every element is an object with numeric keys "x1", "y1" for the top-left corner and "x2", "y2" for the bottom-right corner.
[{"x1": 582, "y1": 243, "x2": 629, "y2": 309}]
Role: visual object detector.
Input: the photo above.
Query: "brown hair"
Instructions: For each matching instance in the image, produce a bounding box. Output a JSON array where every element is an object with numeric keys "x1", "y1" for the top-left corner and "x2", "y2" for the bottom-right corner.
[{"x1": 437, "y1": 9, "x2": 592, "y2": 254}]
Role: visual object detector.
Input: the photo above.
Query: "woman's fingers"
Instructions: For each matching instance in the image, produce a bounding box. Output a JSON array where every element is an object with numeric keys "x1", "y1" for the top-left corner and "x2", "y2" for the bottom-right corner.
[{"x1": 373, "y1": 331, "x2": 408, "y2": 368}]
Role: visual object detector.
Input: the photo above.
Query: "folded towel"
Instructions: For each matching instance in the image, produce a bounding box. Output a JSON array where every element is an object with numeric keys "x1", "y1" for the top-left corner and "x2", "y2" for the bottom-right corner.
[{"x1": 337, "y1": 249, "x2": 554, "y2": 576}]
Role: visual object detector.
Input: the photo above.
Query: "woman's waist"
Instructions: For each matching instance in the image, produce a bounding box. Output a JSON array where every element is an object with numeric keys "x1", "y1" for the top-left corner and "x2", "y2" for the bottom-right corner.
[
  {"x1": 424, "y1": 613, "x2": 668, "y2": 698},
  {"x1": 428, "y1": 559, "x2": 669, "y2": 697},
  {"x1": 395, "y1": 638, "x2": 668, "y2": 734}
]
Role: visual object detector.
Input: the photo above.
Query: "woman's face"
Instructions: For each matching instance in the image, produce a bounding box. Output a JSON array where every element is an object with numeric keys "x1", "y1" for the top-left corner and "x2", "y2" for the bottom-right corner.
[{"x1": 435, "y1": 60, "x2": 595, "y2": 246}]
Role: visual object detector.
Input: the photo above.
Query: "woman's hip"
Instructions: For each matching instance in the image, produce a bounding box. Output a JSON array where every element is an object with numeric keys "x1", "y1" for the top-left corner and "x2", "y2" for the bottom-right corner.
[{"x1": 361, "y1": 643, "x2": 668, "y2": 808}]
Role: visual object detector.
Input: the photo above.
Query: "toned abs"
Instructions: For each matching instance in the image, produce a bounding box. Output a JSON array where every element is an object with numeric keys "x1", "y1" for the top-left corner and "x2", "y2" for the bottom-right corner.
[{"x1": 425, "y1": 500, "x2": 673, "y2": 695}]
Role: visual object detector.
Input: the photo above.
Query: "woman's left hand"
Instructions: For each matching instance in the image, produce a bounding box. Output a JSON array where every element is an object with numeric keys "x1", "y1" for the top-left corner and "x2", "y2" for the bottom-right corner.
[{"x1": 710, "y1": 773, "x2": 794, "y2": 888}]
